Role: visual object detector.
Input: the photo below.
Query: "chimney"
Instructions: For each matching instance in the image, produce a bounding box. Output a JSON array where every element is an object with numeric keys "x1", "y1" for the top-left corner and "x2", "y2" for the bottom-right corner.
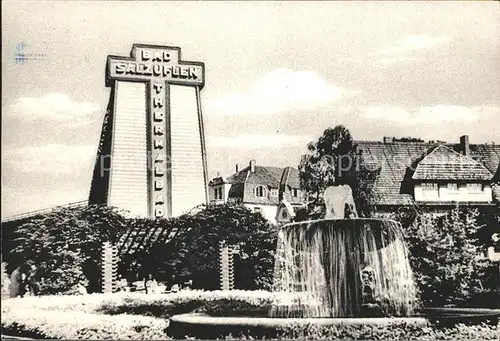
[
  {"x1": 460, "y1": 135, "x2": 470, "y2": 156},
  {"x1": 235, "y1": 163, "x2": 240, "y2": 173},
  {"x1": 249, "y1": 160, "x2": 256, "y2": 173}
]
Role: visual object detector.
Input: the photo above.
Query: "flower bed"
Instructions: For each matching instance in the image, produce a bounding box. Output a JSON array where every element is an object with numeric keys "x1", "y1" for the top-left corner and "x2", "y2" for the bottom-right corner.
[
  {"x1": 1, "y1": 291, "x2": 500, "y2": 340},
  {"x1": 1, "y1": 294, "x2": 169, "y2": 340}
]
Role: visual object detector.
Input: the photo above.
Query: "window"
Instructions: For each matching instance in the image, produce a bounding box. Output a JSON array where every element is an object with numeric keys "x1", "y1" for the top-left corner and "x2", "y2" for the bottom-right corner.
[
  {"x1": 270, "y1": 188, "x2": 278, "y2": 198},
  {"x1": 254, "y1": 185, "x2": 267, "y2": 197},
  {"x1": 422, "y1": 183, "x2": 438, "y2": 197},
  {"x1": 214, "y1": 187, "x2": 223, "y2": 200},
  {"x1": 447, "y1": 183, "x2": 459, "y2": 193},
  {"x1": 292, "y1": 188, "x2": 299, "y2": 197},
  {"x1": 282, "y1": 211, "x2": 288, "y2": 219},
  {"x1": 467, "y1": 183, "x2": 483, "y2": 194}
]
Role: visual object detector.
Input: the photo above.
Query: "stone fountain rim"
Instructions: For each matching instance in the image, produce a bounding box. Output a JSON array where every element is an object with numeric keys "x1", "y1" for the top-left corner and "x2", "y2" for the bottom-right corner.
[
  {"x1": 167, "y1": 308, "x2": 500, "y2": 339},
  {"x1": 281, "y1": 217, "x2": 402, "y2": 229}
]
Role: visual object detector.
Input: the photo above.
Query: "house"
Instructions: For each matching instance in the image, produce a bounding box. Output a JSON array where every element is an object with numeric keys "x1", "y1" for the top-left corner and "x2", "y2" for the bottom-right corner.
[
  {"x1": 208, "y1": 135, "x2": 499, "y2": 224},
  {"x1": 356, "y1": 135, "x2": 500, "y2": 212},
  {"x1": 208, "y1": 160, "x2": 303, "y2": 224}
]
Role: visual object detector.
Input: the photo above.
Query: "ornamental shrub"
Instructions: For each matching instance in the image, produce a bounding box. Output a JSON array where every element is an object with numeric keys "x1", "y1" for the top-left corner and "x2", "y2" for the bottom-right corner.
[
  {"x1": 9, "y1": 205, "x2": 128, "y2": 295},
  {"x1": 390, "y1": 205, "x2": 492, "y2": 306},
  {"x1": 147, "y1": 203, "x2": 277, "y2": 291}
]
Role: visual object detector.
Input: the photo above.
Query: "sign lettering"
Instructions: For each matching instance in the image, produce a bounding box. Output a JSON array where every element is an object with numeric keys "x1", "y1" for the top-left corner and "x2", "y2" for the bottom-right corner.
[{"x1": 106, "y1": 44, "x2": 205, "y2": 218}]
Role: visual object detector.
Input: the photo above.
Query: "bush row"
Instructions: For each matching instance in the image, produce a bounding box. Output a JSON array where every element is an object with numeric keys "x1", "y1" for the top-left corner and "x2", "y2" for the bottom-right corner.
[{"x1": 97, "y1": 290, "x2": 313, "y2": 318}]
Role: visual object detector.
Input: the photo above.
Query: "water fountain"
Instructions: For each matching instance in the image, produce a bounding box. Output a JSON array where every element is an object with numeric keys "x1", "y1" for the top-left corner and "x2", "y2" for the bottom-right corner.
[
  {"x1": 270, "y1": 184, "x2": 417, "y2": 318},
  {"x1": 168, "y1": 185, "x2": 500, "y2": 339}
]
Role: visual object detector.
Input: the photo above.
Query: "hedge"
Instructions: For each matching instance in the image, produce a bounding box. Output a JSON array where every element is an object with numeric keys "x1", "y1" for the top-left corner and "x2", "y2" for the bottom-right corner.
[{"x1": 97, "y1": 290, "x2": 315, "y2": 318}]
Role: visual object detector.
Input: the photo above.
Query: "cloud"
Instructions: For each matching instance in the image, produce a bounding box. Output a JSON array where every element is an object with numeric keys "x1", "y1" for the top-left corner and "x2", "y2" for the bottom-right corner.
[
  {"x1": 5, "y1": 93, "x2": 100, "y2": 124},
  {"x1": 363, "y1": 105, "x2": 498, "y2": 125},
  {"x1": 2, "y1": 143, "x2": 96, "y2": 174},
  {"x1": 206, "y1": 68, "x2": 358, "y2": 116},
  {"x1": 207, "y1": 134, "x2": 313, "y2": 149},
  {"x1": 375, "y1": 34, "x2": 451, "y2": 66}
]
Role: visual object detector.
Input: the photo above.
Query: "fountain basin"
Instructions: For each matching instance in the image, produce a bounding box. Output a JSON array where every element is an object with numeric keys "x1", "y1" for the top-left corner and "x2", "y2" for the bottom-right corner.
[{"x1": 167, "y1": 308, "x2": 500, "y2": 339}]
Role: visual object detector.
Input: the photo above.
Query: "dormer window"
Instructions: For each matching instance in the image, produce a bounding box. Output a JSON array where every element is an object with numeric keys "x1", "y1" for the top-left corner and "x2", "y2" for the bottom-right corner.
[
  {"x1": 467, "y1": 183, "x2": 483, "y2": 194},
  {"x1": 292, "y1": 188, "x2": 299, "y2": 197},
  {"x1": 422, "y1": 183, "x2": 438, "y2": 198},
  {"x1": 255, "y1": 185, "x2": 267, "y2": 197},
  {"x1": 447, "y1": 183, "x2": 459, "y2": 193},
  {"x1": 214, "y1": 187, "x2": 223, "y2": 200}
]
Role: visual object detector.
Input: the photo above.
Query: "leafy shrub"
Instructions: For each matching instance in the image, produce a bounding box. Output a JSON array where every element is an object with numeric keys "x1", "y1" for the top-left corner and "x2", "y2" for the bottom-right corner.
[
  {"x1": 97, "y1": 290, "x2": 311, "y2": 318},
  {"x1": 147, "y1": 203, "x2": 277, "y2": 291},
  {"x1": 389, "y1": 205, "x2": 491, "y2": 306},
  {"x1": 9, "y1": 205, "x2": 128, "y2": 294}
]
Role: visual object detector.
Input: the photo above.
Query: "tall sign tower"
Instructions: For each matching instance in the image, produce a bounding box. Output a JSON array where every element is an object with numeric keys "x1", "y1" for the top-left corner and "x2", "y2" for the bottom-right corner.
[{"x1": 89, "y1": 44, "x2": 208, "y2": 218}]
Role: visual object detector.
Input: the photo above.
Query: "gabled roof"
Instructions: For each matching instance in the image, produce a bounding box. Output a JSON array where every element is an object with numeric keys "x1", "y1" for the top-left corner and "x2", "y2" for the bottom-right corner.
[
  {"x1": 356, "y1": 141, "x2": 500, "y2": 205},
  {"x1": 216, "y1": 164, "x2": 301, "y2": 203},
  {"x1": 412, "y1": 145, "x2": 493, "y2": 181},
  {"x1": 246, "y1": 166, "x2": 284, "y2": 187},
  {"x1": 225, "y1": 165, "x2": 300, "y2": 188},
  {"x1": 276, "y1": 200, "x2": 296, "y2": 221}
]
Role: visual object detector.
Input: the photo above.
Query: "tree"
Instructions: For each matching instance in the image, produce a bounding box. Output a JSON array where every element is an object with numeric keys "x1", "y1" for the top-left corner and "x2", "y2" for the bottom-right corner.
[
  {"x1": 298, "y1": 125, "x2": 379, "y2": 218},
  {"x1": 10, "y1": 204, "x2": 128, "y2": 294}
]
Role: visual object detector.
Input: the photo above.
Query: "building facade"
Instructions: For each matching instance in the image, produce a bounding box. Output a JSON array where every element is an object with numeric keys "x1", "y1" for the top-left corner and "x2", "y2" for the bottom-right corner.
[
  {"x1": 208, "y1": 160, "x2": 303, "y2": 224},
  {"x1": 356, "y1": 135, "x2": 499, "y2": 212},
  {"x1": 209, "y1": 135, "x2": 499, "y2": 225}
]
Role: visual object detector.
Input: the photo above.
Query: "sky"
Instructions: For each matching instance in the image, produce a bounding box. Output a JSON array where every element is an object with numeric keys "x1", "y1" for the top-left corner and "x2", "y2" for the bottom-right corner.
[{"x1": 2, "y1": 1, "x2": 499, "y2": 218}]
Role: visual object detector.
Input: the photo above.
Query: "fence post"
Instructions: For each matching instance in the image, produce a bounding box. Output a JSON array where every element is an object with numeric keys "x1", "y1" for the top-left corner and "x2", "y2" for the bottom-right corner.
[
  {"x1": 220, "y1": 242, "x2": 239, "y2": 291},
  {"x1": 102, "y1": 241, "x2": 118, "y2": 293},
  {"x1": 219, "y1": 241, "x2": 230, "y2": 290}
]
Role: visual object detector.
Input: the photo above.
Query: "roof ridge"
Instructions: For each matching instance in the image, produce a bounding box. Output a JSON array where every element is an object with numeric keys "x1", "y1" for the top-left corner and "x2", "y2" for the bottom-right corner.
[{"x1": 423, "y1": 144, "x2": 492, "y2": 169}]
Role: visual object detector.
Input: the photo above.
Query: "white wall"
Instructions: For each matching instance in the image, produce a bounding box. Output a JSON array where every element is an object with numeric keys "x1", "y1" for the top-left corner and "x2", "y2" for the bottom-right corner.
[
  {"x1": 108, "y1": 81, "x2": 149, "y2": 218},
  {"x1": 170, "y1": 85, "x2": 207, "y2": 217},
  {"x1": 244, "y1": 204, "x2": 278, "y2": 224},
  {"x1": 414, "y1": 183, "x2": 493, "y2": 202}
]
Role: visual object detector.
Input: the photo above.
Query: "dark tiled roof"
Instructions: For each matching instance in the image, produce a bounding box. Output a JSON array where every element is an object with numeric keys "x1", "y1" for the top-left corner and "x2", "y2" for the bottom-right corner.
[
  {"x1": 222, "y1": 165, "x2": 301, "y2": 203},
  {"x1": 412, "y1": 145, "x2": 493, "y2": 181},
  {"x1": 287, "y1": 168, "x2": 300, "y2": 188},
  {"x1": 227, "y1": 166, "x2": 300, "y2": 188},
  {"x1": 246, "y1": 166, "x2": 284, "y2": 187},
  {"x1": 226, "y1": 167, "x2": 249, "y2": 184},
  {"x1": 356, "y1": 141, "x2": 500, "y2": 205}
]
